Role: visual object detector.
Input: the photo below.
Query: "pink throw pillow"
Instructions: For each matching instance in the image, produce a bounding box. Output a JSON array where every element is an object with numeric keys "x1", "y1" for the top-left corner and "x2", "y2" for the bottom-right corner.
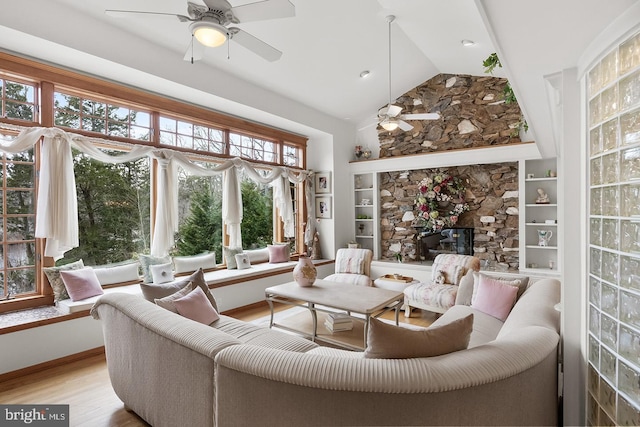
[
  {"x1": 173, "y1": 286, "x2": 220, "y2": 325},
  {"x1": 59, "y1": 268, "x2": 104, "y2": 301},
  {"x1": 471, "y1": 275, "x2": 518, "y2": 321},
  {"x1": 267, "y1": 244, "x2": 290, "y2": 263}
]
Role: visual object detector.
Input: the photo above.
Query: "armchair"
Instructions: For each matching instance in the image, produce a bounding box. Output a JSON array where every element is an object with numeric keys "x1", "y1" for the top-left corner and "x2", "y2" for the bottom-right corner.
[
  {"x1": 404, "y1": 254, "x2": 480, "y2": 316},
  {"x1": 323, "y1": 248, "x2": 373, "y2": 286}
]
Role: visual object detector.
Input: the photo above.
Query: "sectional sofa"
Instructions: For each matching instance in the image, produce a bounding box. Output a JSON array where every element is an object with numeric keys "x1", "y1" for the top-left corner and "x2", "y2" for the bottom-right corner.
[{"x1": 91, "y1": 276, "x2": 561, "y2": 426}]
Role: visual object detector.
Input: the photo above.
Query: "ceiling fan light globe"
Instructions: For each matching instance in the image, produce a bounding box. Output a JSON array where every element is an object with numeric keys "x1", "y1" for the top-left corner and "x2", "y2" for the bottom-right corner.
[
  {"x1": 191, "y1": 20, "x2": 228, "y2": 47},
  {"x1": 381, "y1": 118, "x2": 399, "y2": 131}
]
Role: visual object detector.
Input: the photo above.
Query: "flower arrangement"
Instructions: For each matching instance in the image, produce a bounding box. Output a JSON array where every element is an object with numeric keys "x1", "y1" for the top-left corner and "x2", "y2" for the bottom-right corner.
[{"x1": 414, "y1": 173, "x2": 469, "y2": 232}]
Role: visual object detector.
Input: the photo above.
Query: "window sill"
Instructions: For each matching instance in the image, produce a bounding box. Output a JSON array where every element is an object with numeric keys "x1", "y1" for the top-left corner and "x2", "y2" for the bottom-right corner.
[{"x1": 0, "y1": 258, "x2": 334, "y2": 335}]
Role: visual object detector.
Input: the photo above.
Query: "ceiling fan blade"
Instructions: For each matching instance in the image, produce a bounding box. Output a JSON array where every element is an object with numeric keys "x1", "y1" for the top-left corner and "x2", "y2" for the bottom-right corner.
[
  {"x1": 105, "y1": 9, "x2": 191, "y2": 22},
  {"x1": 401, "y1": 113, "x2": 441, "y2": 120},
  {"x1": 229, "y1": 28, "x2": 282, "y2": 62},
  {"x1": 183, "y1": 38, "x2": 205, "y2": 63},
  {"x1": 387, "y1": 104, "x2": 403, "y2": 117},
  {"x1": 231, "y1": 0, "x2": 295, "y2": 23},
  {"x1": 398, "y1": 120, "x2": 414, "y2": 131}
]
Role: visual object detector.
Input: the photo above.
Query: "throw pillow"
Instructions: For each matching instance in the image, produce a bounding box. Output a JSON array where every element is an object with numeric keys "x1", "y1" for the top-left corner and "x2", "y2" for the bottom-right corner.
[
  {"x1": 454, "y1": 269, "x2": 476, "y2": 305},
  {"x1": 155, "y1": 282, "x2": 193, "y2": 313},
  {"x1": 267, "y1": 244, "x2": 290, "y2": 263},
  {"x1": 364, "y1": 314, "x2": 473, "y2": 359},
  {"x1": 471, "y1": 275, "x2": 519, "y2": 321},
  {"x1": 172, "y1": 252, "x2": 217, "y2": 274},
  {"x1": 140, "y1": 268, "x2": 218, "y2": 311},
  {"x1": 173, "y1": 286, "x2": 220, "y2": 325},
  {"x1": 245, "y1": 247, "x2": 270, "y2": 264},
  {"x1": 223, "y1": 246, "x2": 244, "y2": 269},
  {"x1": 235, "y1": 253, "x2": 251, "y2": 270},
  {"x1": 138, "y1": 254, "x2": 171, "y2": 283},
  {"x1": 59, "y1": 268, "x2": 104, "y2": 302},
  {"x1": 150, "y1": 262, "x2": 174, "y2": 285},
  {"x1": 43, "y1": 259, "x2": 85, "y2": 302},
  {"x1": 92, "y1": 261, "x2": 140, "y2": 286},
  {"x1": 470, "y1": 273, "x2": 529, "y2": 305}
]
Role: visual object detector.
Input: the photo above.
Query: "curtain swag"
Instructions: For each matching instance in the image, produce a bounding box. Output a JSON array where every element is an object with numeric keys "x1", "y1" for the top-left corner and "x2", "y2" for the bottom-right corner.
[{"x1": 0, "y1": 127, "x2": 315, "y2": 260}]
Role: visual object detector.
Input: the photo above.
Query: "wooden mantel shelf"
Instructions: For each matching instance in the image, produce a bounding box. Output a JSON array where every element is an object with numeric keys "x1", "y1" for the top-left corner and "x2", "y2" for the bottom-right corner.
[{"x1": 349, "y1": 142, "x2": 541, "y2": 173}]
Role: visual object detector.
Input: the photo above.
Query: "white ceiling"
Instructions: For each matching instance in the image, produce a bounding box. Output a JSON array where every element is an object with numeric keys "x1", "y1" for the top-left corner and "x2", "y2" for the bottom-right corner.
[{"x1": 1, "y1": 0, "x2": 638, "y2": 156}]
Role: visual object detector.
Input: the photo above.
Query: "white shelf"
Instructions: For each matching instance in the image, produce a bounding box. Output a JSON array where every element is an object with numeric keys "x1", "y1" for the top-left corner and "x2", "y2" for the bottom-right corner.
[
  {"x1": 355, "y1": 204, "x2": 374, "y2": 208},
  {"x1": 525, "y1": 245, "x2": 558, "y2": 250},
  {"x1": 526, "y1": 222, "x2": 558, "y2": 226},
  {"x1": 352, "y1": 172, "x2": 379, "y2": 259},
  {"x1": 525, "y1": 203, "x2": 558, "y2": 207},
  {"x1": 525, "y1": 177, "x2": 558, "y2": 182},
  {"x1": 356, "y1": 235, "x2": 374, "y2": 239},
  {"x1": 354, "y1": 187, "x2": 374, "y2": 191}
]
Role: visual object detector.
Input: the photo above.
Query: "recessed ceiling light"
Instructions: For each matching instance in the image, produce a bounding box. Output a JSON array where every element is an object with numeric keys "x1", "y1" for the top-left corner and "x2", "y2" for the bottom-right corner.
[
  {"x1": 461, "y1": 39, "x2": 476, "y2": 47},
  {"x1": 359, "y1": 70, "x2": 371, "y2": 78}
]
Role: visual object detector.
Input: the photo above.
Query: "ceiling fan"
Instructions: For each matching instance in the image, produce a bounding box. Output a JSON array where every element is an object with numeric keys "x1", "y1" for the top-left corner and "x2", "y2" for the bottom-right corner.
[
  {"x1": 105, "y1": 0, "x2": 295, "y2": 62},
  {"x1": 379, "y1": 15, "x2": 440, "y2": 132}
]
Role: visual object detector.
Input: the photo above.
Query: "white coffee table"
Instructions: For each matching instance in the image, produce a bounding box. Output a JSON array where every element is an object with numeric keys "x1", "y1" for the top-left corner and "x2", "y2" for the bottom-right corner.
[{"x1": 265, "y1": 279, "x2": 404, "y2": 350}]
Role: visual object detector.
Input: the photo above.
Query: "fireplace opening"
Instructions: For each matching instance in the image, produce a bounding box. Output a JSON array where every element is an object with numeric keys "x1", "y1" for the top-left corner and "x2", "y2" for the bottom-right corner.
[{"x1": 415, "y1": 227, "x2": 474, "y2": 262}]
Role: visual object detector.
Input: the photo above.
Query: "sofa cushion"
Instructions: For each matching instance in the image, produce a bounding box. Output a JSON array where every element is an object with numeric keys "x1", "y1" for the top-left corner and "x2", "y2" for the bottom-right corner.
[
  {"x1": 173, "y1": 252, "x2": 217, "y2": 274},
  {"x1": 363, "y1": 314, "x2": 473, "y2": 359},
  {"x1": 245, "y1": 247, "x2": 270, "y2": 264},
  {"x1": 454, "y1": 269, "x2": 476, "y2": 305},
  {"x1": 173, "y1": 286, "x2": 220, "y2": 325},
  {"x1": 213, "y1": 315, "x2": 318, "y2": 352},
  {"x1": 154, "y1": 282, "x2": 194, "y2": 313},
  {"x1": 432, "y1": 304, "x2": 503, "y2": 348},
  {"x1": 44, "y1": 259, "x2": 85, "y2": 302},
  {"x1": 235, "y1": 253, "x2": 251, "y2": 270},
  {"x1": 141, "y1": 268, "x2": 218, "y2": 312},
  {"x1": 471, "y1": 274, "x2": 519, "y2": 321},
  {"x1": 59, "y1": 268, "x2": 104, "y2": 301}
]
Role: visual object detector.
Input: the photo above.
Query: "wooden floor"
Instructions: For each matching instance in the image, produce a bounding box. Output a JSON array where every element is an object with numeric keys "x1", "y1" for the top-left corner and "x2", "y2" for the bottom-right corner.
[{"x1": 0, "y1": 302, "x2": 436, "y2": 427}]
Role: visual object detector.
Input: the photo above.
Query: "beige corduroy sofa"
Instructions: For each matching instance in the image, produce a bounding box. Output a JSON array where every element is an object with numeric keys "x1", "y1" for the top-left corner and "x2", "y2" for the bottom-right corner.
[{"x1": 92, "y1": 276, "x2": 561, "y2": 427}]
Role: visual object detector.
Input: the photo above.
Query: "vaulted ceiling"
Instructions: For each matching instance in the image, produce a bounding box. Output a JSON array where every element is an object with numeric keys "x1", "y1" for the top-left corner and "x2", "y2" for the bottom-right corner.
[{"x1": 0, "y1": 0, "x2": 637, "y2": 157}]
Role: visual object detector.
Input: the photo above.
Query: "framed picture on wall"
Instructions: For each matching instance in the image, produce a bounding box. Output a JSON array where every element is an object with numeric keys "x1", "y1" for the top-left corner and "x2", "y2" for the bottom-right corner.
[
  {"x1": 315, "y1": 196, "x2": 332, "y2": 219},
  {"x1": 315, "y1": 172, "x2": 331, "y2": 194}
]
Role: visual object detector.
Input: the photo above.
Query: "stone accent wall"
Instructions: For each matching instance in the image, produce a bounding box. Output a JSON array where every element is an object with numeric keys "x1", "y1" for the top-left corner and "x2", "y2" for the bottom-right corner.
[
  {"x1": 378, "y1": 74, "x2": 523, "y2": 157},
  {"x1": 379, "y1": 163, "x2": 519, "y2": 271}
]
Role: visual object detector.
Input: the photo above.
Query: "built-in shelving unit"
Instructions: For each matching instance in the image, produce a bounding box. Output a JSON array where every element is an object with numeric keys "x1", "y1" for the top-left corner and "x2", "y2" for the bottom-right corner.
[
  {"x1": 519, "y1": 158, "x2": 561, "y2": 275},
  {"x1": 352, "y1": 172, "x2": 378, "y2": 259}
]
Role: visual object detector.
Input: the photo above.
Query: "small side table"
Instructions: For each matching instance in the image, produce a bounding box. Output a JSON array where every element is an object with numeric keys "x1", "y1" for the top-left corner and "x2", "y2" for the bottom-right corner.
[{"x1": 373, "y1": 277, "x2": 420, "y2": 293}]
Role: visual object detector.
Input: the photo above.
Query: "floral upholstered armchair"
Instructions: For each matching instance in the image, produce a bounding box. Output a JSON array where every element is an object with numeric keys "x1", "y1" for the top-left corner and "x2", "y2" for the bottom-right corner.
[
  {"x1": 323, "y1": 248, "x2": 373, "y2": 286},
  {"x1": 404, "y1": 254, "x2": 480, "y2": 315}
]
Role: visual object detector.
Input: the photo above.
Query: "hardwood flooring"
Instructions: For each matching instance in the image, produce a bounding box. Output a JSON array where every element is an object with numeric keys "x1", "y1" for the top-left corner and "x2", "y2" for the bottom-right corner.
[{"x1": 0, "y1": 302, "x2": 436, "y2": 427}]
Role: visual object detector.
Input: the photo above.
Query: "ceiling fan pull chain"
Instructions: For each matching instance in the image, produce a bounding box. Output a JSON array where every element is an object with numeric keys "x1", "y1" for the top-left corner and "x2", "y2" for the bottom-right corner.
[
  {"x1": 227, "y1": 37, "x2": 230, "y2": 60},
  {"x1": 190, "y1": 34, "x2": 195, "y2": 64}
]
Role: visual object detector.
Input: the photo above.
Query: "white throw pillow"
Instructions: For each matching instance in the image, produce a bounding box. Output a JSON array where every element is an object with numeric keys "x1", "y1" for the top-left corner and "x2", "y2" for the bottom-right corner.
[
  {"x1": 172, "y1": 252, "x2": 216, "y2": 274},
  {"x1": 93, "y1": 261, "x2": 140, "y2": 286},
  {"x1": 235, "y1": 253, "x2": 251, "y2": 270},
  {"x1": 150, "y1": 262, "x2": 174, "y2": 285}
]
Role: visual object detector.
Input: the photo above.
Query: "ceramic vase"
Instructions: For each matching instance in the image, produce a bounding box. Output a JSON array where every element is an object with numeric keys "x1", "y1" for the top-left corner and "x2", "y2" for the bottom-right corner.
[{"x1": 293, "y1": 255, "x2": 317, "y2": 287}]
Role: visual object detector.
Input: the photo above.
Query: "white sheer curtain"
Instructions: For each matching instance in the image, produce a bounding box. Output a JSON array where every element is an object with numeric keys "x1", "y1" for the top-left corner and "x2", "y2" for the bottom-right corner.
[{"x1": 0, "y1": 126, "x2": 315, "y2": 259}]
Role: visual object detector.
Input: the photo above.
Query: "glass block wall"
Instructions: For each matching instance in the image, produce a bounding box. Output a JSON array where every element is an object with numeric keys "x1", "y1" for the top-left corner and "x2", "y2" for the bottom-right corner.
[{"x1": 587, "y1": 30, "x2": 640, "y2": 426}]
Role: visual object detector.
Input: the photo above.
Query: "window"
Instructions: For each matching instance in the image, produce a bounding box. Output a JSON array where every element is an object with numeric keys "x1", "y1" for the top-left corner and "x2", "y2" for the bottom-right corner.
[
  {"x1": 0, "y1": 143, "x2": 38, "y2": 299},
  {"x1": 0, "y1": 53, "x2": 307, "y2": 310},
  {"x1": 61, "y1": 149, "x2": 151, "y2": 266},
  {"x1": 159, "y1": 115, "x2": 225, "y2": 154},
  {"x1": 54, "y1": 90, "x2": 151, "y2": 141},
  {"x1": 0, "y1": 77, "x2": 37, "y2": 122}
]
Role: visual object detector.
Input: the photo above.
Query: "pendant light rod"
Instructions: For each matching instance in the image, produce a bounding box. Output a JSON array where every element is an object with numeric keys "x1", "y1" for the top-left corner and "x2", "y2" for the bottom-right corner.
[{"x1": 386, "y1": 15, "x2": 395, "y2": 107}]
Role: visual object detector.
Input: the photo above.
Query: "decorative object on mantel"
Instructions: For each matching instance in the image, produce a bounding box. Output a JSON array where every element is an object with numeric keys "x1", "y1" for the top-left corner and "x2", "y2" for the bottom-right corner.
[
  {"x1": 414, "y1": 173, "x2": 469, "y2": 232},
  {"x1": 354, "y1": 145, "x2": 363, "y2": 160},
  {"x1": 535, "y1": 188, "x2": 550, "y2": 204},
  {"x1": 293, "y1": 254, "x2": 317, "y2": 287},
  {"x1": 362, "y1": 146, "x2": 372, "y2": 159}
]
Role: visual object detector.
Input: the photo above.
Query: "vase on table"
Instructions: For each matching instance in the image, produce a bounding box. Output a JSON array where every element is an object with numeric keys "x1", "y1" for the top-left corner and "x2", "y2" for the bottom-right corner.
[{"x1": 293, "y1": 255, "x2": 317, "y2": 287}]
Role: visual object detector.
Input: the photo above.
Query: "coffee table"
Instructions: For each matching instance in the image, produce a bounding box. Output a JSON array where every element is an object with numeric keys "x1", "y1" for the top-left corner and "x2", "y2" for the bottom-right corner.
[{"x1": 265, "y1": 279, "x2": 404, "y2": 350}]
